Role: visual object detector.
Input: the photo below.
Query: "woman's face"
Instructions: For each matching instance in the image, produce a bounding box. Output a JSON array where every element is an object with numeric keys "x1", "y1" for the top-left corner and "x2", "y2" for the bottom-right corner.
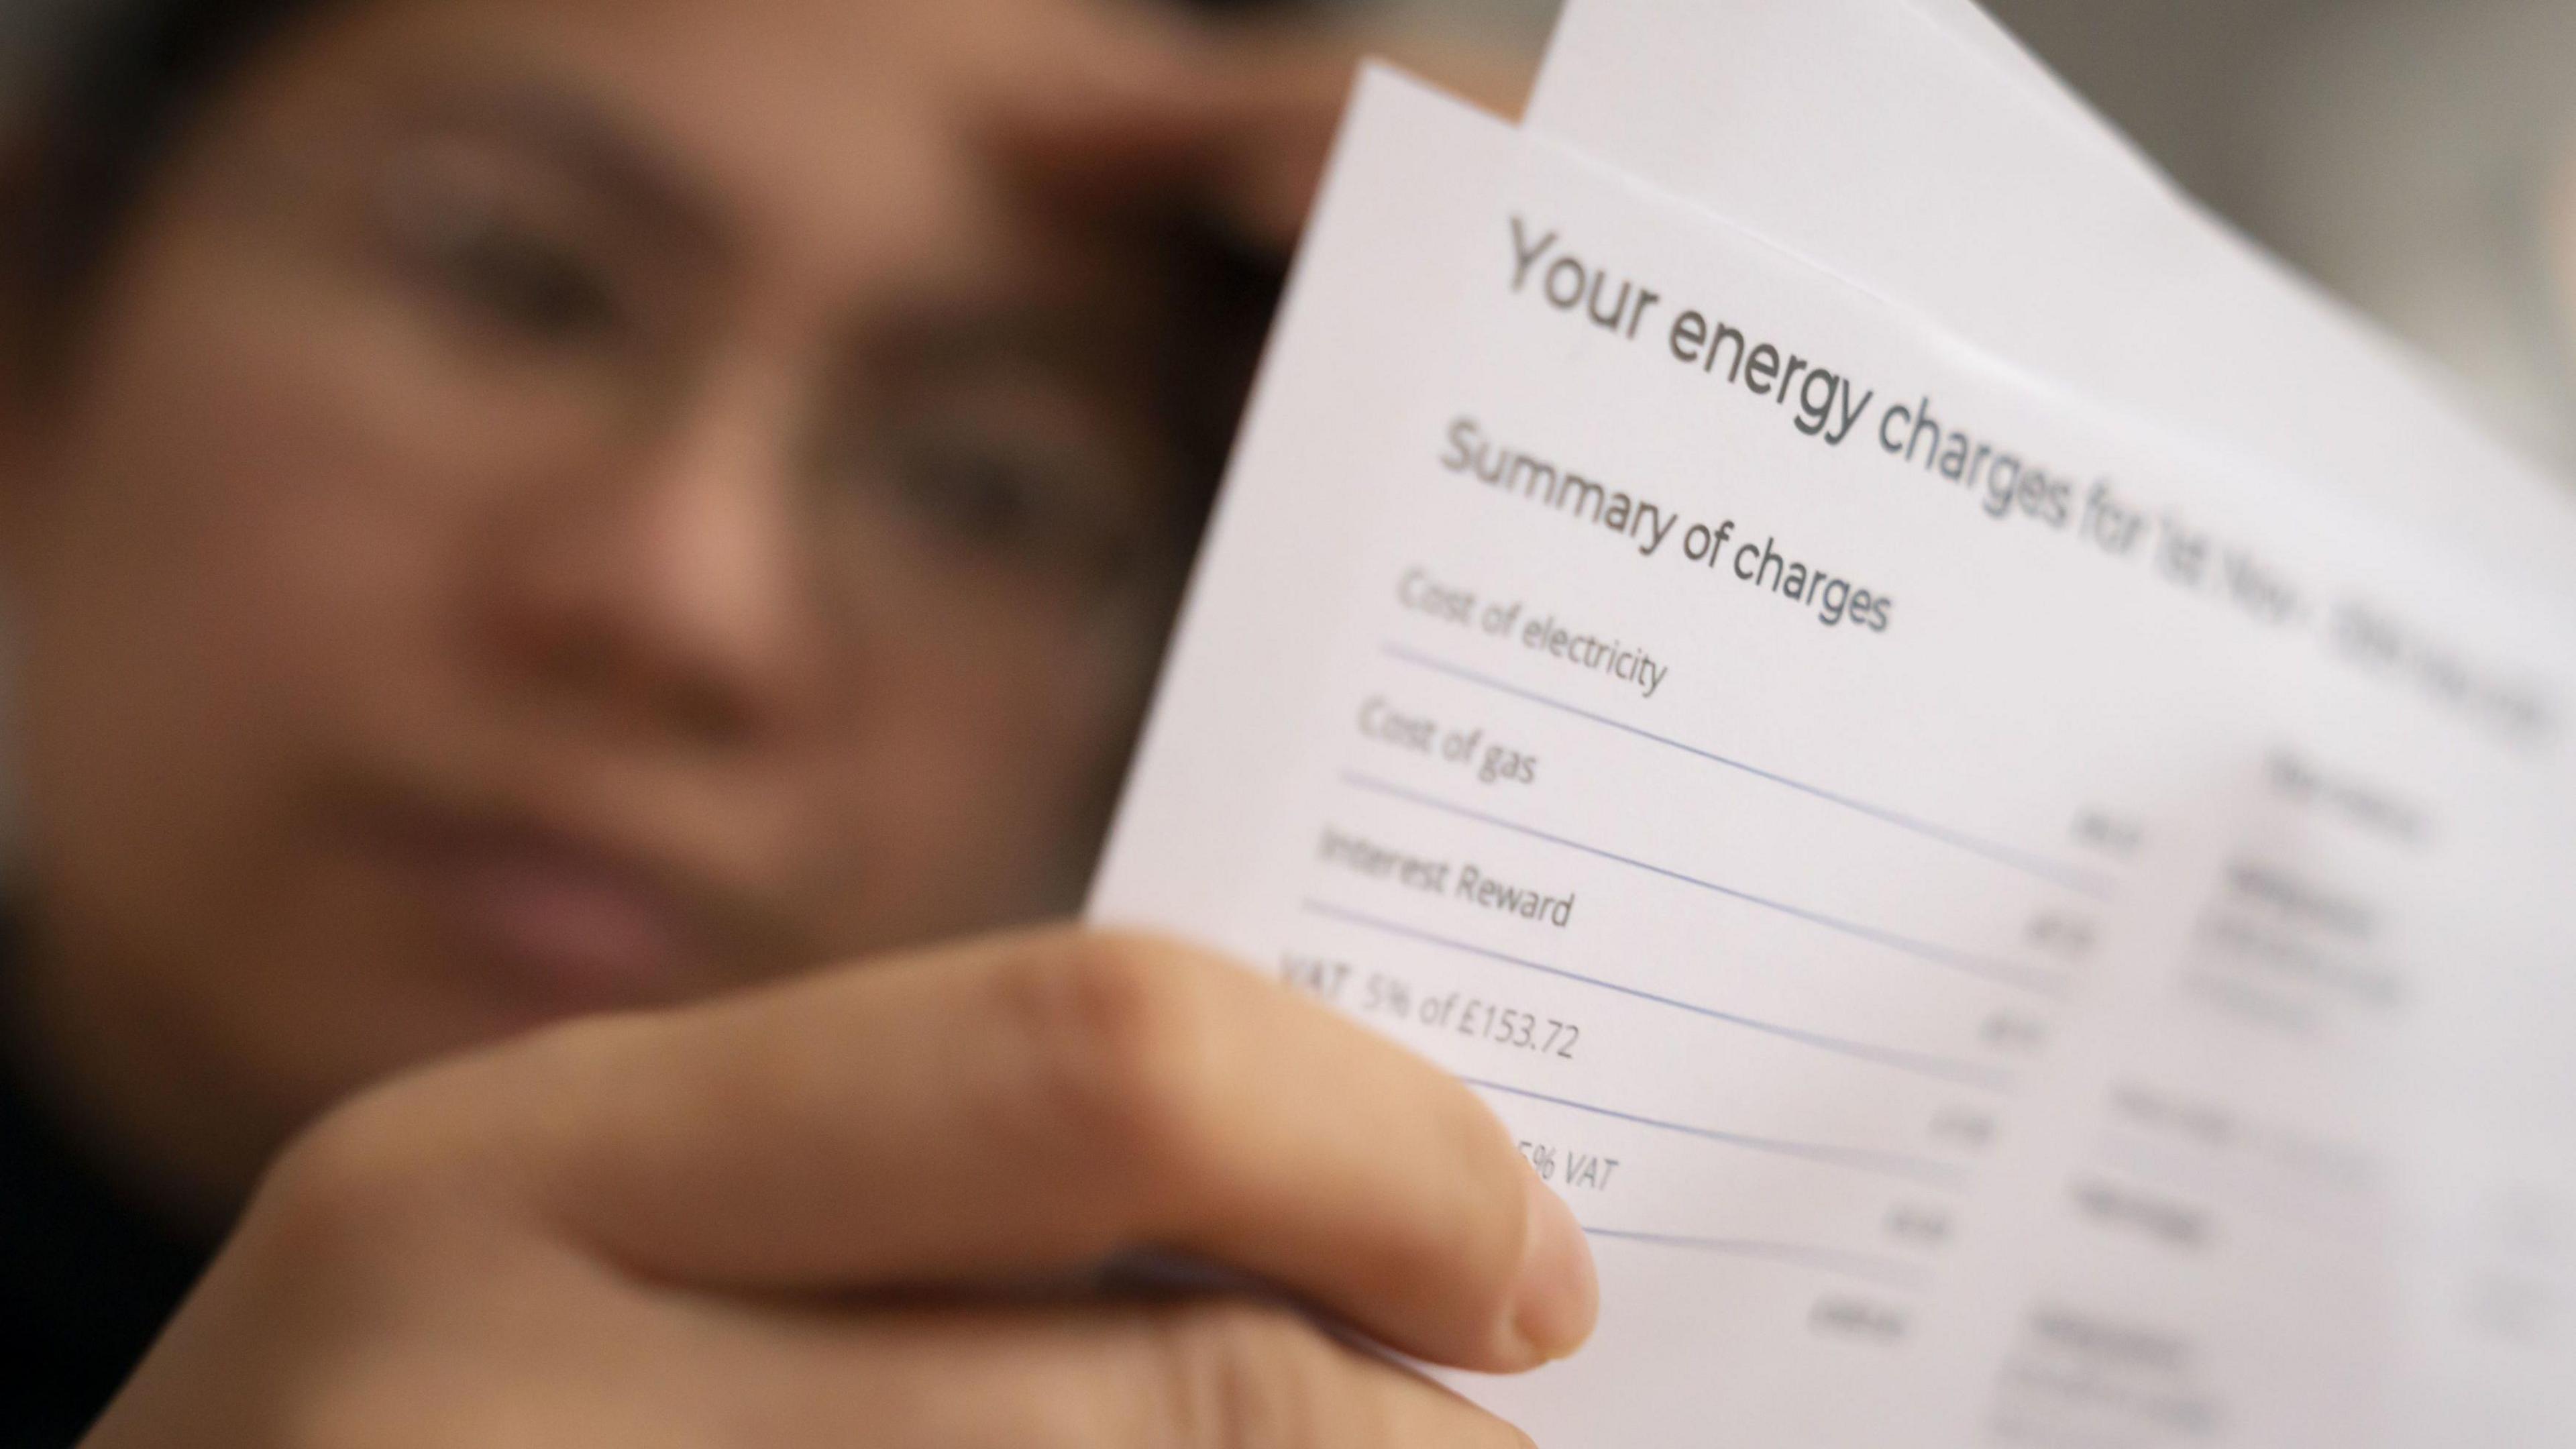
[{"x1": 0, "y1": 0, "x2": 1206, "y2": 1190}]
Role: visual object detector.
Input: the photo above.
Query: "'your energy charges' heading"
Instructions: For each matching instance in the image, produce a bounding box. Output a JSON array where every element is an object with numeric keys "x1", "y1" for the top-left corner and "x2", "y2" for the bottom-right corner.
[{"x1": 1499, "y1": 211, "x2": 2557, "y2": 740}]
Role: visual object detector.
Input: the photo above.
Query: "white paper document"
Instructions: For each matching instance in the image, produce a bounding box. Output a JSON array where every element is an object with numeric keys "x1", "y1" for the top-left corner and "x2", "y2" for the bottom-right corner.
[{"x1": 1090, "y1": 65, "x2": 2576, "y2": 1448}]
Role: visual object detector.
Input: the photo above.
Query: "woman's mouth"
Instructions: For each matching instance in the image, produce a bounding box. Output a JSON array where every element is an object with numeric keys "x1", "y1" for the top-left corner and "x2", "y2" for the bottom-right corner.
[{"x1": 383, "y1": 810, "x2": 718, "y2": 1018}]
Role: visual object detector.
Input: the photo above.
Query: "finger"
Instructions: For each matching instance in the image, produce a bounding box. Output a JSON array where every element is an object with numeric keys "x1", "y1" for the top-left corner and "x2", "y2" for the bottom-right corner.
[
  {"x1": 473, "y1": 927, "x2": 1597, "y2": 1373},
  {"x1": 1150, "y1": 31, "x2": 1544, "y2": 246},
  {"x1": 704, "y1": 1297, "x2": 1539, "y2": 1448},
  {"x1": 976, "y1": 16, "x2": 1537, "y2": 249},
  {"x1": 975, "y1": 23, "x2": 1346, "y2": 248}
]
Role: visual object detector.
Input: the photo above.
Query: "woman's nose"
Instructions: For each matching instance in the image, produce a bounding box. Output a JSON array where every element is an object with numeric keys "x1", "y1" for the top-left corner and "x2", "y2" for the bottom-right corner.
[{"x1": 472, "y1": 360, "x2": 822, "y2": 749}]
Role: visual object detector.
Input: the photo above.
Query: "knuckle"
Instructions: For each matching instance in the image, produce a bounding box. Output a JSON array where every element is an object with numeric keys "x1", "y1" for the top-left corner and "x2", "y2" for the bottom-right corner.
[
  {"x1": 1148, "y1": 1302, "x2": 1352, "y2": 1449},
  {"x1": 992, "y1": 932, "x2": 1232, "y2": 1187},
  {"x1": 256, "y1": 1096, "x2": 433, "y2": 1252},
  {"x1": 245, "y1": 1068, "x2": 495, "y2": 1277}
]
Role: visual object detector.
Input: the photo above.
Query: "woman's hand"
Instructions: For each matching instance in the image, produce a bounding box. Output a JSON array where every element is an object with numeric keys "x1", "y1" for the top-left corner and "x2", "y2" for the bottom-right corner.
[
  {"x1": 967, "y1": 0, "x2": 1541, "y2": 250},
  {"x1": 84, "y1": 929, "x2": 1597, "y2": 1446}
]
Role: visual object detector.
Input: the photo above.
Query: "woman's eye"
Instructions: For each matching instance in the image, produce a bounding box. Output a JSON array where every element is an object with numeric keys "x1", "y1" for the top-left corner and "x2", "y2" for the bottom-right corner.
[
  {"x1": 884, "y1": 432, "x2": 1143, "y2": 582},
  {"x1": 426, "y1": 218, "x2": 624, "y2": 343},
  {"x1": 894, "y1": 439, "x2": 1051, "y2": 547}
]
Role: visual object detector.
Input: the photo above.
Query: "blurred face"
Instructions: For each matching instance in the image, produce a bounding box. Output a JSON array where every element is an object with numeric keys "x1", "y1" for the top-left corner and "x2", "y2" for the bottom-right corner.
[{"x1": 0, "y1": 0, "x2": 1211, "y2": 1198}]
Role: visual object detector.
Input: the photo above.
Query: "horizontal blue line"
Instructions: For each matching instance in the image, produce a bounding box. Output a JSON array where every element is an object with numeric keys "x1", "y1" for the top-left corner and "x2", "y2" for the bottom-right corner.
[
  {"x1": 1303, "y1": 898, "x2": 2013, "y2": 1093},
  {"x1": 1463, "y1": 1075, "x2": 1966, "y2": 1190},
  {"x1": 1381, "y1": 641, "x2": 2114, "y2": 899},
  {"x1": 1580, "y1": 1226, "x2": 1929, "y2": 1290},
  {"x1": 1340, "y1": 771, "x2": 2068, "y2": 998}
]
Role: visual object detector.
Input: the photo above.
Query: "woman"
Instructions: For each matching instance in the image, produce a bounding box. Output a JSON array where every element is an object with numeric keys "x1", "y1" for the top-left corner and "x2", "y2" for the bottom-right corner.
[{"x1": 0, "y1": 0, "x2": 1593, "y2": 1442}]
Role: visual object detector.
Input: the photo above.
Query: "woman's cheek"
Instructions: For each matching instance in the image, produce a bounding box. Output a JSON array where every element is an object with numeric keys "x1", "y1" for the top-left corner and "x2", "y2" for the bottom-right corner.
[{"x1": 794, "y1": 618, "x2": 1146, "y2": 951}]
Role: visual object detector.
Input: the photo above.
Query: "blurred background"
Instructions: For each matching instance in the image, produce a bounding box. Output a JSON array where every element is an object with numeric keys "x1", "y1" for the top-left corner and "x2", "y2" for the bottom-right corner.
[{"x1": 7, "y1": 0, "x2": 2575, "y2": 476}]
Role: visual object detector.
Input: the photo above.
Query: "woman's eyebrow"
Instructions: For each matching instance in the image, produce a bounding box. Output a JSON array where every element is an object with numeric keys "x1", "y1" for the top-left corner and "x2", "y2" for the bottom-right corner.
[{"x1": 387, "y1": 76, "x2": 734, "y2": 262}]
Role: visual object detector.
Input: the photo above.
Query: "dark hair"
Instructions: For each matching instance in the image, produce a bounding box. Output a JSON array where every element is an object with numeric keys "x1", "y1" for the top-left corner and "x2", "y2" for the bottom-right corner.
[{"x1": 3, "y1": 1, "x2": 326, "y2": 377}]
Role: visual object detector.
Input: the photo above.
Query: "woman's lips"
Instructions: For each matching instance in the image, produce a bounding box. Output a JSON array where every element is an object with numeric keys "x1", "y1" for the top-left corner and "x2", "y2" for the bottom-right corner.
[{"x1": 395, "y1": 817, "x2": 711, "y2": 1016}]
